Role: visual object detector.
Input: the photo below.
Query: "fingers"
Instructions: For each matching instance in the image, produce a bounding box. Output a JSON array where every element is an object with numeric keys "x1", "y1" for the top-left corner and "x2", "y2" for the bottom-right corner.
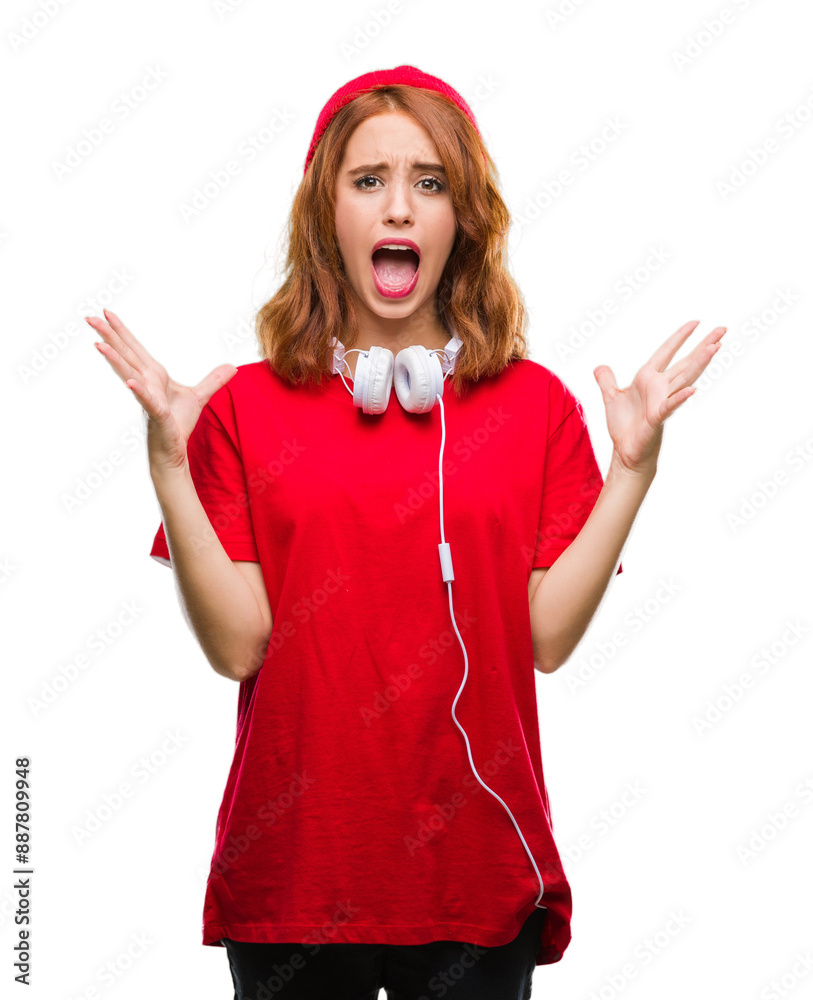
[
  {"x1": 196, "y1": 364, "x2": 239, "y2": 407},
  {"x1": 665, "y1": 327, "x2": 726, "y2": 394},
  {"x1": 699, "y1": 324, "x2": 727, "y2": 346},
  {"x1": 593, "y1": 364, "x2": 618, "y2": 405},
  {"x1": 87, "y1": 319, "x2": 143, "y2": 387},
  {"x1": 87, "y1": 315, "x2": 166, "y2": 419},
  {"x1": 86, "y1": 309, "x2": 154, "y2": 374},
  {"x1": 92, "y1": 337, "x2": 160, "y2": 412},
  {"x1": 658, "y1": 385, "x2": 696, "y2": 421},
  {"x1": 103, "y1": 308, "x2": 158, "y2": 367},
  {"x1": 648, "y1": 320, "x2": 701, "y2": 373}
]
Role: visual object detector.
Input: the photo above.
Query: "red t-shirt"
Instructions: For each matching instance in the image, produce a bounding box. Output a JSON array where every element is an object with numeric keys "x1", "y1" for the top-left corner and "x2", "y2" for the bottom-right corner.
[{"x1": 149, "y1": 356, "x2": 623, "y2": 966}]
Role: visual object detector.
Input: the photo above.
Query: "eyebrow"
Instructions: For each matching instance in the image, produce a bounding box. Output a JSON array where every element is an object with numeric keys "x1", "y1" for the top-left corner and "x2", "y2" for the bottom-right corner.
[{"x1": 346, "y1": 161, "x2": 447, "y2": 175}]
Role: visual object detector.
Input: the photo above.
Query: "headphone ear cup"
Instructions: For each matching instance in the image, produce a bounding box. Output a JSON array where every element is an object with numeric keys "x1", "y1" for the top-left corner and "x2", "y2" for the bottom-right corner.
[
  {"x1": 354, "y1": 345, "x2": 394, "y2": 414},
  {"x1": 393, "y1": 346, "x2": 444, "y2": 414}
]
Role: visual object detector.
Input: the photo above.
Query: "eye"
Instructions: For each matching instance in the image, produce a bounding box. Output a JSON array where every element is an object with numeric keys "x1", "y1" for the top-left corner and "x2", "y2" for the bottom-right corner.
[{"x1": 352, "y1": 175, "x2": 445, "y2": 192}]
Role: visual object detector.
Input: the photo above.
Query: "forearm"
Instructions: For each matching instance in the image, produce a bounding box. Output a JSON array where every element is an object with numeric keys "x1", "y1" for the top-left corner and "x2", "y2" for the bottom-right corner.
[
  {"x1": 530, "y1": 454, "x2": 656, "y2": 673},
  {"x1": 151, "y1": 464, "x2": 270, "y2": 682}
]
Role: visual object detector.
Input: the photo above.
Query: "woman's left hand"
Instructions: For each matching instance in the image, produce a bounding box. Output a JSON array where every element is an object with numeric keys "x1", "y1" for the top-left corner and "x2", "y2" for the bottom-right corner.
[{"x1": 593, "y1": 319, "x2": 727, "y2": 476}]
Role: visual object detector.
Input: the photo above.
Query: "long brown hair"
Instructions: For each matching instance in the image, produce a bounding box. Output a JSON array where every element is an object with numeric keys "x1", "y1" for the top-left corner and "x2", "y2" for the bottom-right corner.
[{"x1": 255, "y1": 84, "x2": 530, "y2": 398}]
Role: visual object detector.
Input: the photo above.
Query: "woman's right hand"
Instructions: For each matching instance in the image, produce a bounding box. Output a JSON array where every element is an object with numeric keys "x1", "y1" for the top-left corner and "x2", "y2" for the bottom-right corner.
[{"x1": 86, "y1": 308, "x2": 238, "y2": 476}]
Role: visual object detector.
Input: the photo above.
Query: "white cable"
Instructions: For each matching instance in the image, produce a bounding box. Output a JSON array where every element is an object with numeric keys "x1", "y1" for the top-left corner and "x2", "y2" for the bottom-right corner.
[
  {"x1": 435, "y1": 391, "x2": 546, "y2": 909},
  {"x1": 337, "y1": 349, "x2": 359, "y2": 398},
  {"x1": 334, "y1": 346, "x2": 547, "y2": 908}
]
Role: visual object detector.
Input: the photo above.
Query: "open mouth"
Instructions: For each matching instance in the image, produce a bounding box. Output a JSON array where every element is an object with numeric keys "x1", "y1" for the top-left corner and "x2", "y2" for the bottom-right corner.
[{"x1": 371, "y1": 246, "x2": 420, "y2": 296}]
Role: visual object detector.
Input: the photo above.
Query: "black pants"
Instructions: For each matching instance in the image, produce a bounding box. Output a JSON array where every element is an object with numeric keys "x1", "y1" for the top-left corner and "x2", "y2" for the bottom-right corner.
[{"x1": 221, "y1": 906, "x2": 547, "y2": 1000}]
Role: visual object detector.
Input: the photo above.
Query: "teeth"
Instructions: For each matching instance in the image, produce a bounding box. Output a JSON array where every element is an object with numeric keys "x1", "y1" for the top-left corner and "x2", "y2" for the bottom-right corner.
[{"x1": 377, "y1": 244, "x2": 416, "y2": 252}]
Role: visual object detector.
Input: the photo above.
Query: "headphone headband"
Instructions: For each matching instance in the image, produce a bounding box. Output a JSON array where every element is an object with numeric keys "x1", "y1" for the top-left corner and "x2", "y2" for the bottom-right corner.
[{"x1": 330, "y1": 335, "x2": 462, "y2": 377}]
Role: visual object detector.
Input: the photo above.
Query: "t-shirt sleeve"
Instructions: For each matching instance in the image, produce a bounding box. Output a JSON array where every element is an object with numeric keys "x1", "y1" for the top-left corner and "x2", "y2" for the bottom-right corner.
[
  {"x1": 532, "y1": 394, "x2": 623, "y2": 576},
  {"x1": 149, "y1": 392, "x2": 260, "y2": 568}
]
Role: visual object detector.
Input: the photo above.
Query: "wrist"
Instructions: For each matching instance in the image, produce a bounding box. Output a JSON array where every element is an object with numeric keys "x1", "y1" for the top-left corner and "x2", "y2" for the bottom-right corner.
[
  {"x1": 609, "y1": 450, "x2": 657, "y2": 482},
  {"x1": 149, "y1": 458, "x2": 191, "y2": 486}
]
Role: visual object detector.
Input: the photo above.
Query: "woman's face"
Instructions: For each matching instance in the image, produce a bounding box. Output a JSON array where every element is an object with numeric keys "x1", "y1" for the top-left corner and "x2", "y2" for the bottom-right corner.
[{"x1": 334, "y1": 112, "x2": 457, "y2": 333}]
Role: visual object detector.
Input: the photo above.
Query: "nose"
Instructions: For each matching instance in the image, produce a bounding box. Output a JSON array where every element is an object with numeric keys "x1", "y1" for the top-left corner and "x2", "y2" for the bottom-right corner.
[{"x1": 381, "y1": 178, "x2": 414, "y2": 225}]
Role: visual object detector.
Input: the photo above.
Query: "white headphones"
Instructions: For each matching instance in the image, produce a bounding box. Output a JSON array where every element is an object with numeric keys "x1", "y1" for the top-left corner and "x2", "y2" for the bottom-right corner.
[
  {"x1": 330, "y1": 334, "x2": 462, "y2": 414},
  {"x1": 328, "y1": 329, "x2": 548, "y2": 912}
]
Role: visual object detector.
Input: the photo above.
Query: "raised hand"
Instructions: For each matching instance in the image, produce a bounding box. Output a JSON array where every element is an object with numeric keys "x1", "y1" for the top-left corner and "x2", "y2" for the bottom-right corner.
[
  {"x1": 593, "y1": 320, "x2": 727, "y2": 475},
  {"x1": 86, "y1": 308, "x2": 238, "y2": 475}
]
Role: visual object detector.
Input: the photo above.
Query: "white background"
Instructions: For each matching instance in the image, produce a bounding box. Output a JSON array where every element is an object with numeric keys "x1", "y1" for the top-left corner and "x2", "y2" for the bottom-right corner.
[{"x1": 3, "y1": 0, "x2": 812, "y2": 997}]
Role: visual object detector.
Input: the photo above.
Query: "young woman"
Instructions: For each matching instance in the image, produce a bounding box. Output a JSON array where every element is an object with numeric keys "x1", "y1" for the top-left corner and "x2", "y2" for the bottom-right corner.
[{"x1": 87, "y1": 65, "x2": 726, "y2": 1000}]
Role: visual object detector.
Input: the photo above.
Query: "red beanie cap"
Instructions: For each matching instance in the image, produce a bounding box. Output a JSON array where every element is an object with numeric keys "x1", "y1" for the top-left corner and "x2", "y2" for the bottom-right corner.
[{"x1": 303, "y1": 64, "x2": 481, "y2": 175}]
